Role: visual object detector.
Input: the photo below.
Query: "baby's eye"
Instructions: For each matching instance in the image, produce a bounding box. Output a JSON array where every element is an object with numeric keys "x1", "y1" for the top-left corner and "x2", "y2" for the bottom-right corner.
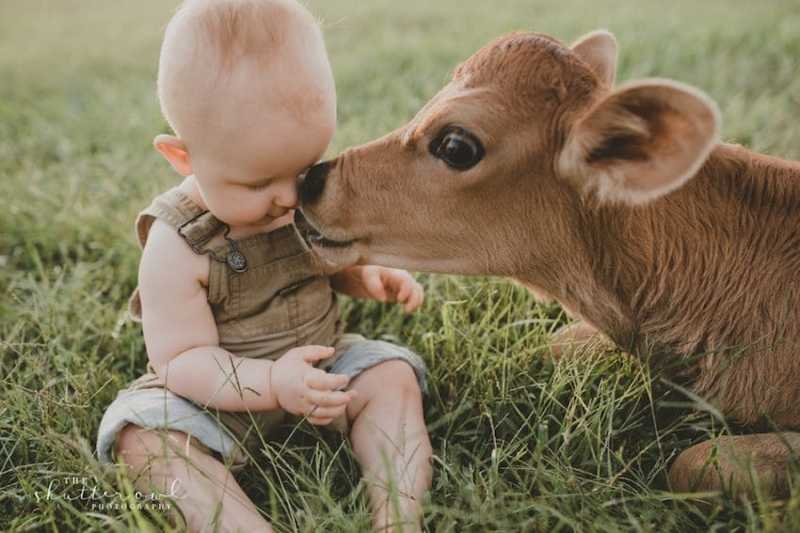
[{"x1": 240, "y1": 178, "x2": 272, "y2": 191}]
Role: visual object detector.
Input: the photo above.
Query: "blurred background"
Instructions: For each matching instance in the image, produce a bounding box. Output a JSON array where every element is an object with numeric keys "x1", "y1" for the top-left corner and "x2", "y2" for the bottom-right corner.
[
  {"x1": 1, "y1": 1, "x2": 799, "y2": 531},
  {"x1": 1, "y1": 0, "x2": 798, "y2": 266}
]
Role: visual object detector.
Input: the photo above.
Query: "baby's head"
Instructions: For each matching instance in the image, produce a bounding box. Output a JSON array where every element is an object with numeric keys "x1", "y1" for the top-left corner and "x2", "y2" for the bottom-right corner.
[{"x1": 154, "y1": 0, "x2": 336, "y2": 226}]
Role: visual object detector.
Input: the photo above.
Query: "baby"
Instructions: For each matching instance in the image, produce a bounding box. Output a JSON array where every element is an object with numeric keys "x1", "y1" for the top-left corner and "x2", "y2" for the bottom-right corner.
[{"x1": 96, "y1": 0, "x2": 432, "y2": 531}]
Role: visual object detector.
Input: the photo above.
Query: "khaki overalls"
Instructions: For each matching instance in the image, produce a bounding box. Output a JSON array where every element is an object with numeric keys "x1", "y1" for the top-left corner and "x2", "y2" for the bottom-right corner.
[{"x1": 97, "y1": 187, "x2": 426, "y2": 466}]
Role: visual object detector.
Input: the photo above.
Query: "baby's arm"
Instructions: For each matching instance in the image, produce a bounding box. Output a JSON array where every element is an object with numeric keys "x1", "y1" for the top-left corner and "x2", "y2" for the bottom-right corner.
[
  {"x1": 330, "y1": 266, "x2": 424, "y2": 312},
  {"x1": 139, "y1": 220, "x2": 352, "y2": 422},
  {"x1": 139, "y1": 219, "x2": 280, "y2": 411}
]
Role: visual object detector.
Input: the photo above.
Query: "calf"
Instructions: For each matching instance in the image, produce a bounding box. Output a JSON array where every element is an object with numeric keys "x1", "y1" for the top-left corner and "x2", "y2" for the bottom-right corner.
[{"x1": 299, "y1": 30, "x2": 800, "y2": 497}]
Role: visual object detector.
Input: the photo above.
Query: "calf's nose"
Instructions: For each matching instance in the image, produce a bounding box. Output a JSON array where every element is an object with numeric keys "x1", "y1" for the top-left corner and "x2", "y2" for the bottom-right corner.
[{"x1": 300, "y1": 160, "x2": 332, "y2": 205}]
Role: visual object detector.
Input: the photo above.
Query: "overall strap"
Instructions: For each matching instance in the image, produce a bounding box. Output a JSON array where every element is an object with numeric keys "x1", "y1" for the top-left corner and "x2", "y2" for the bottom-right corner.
[
  {"x1": 134, "y1": 188, "x2": 226, "y2": 252},
  {"x1": 128, "y1": 187, "x2": 227, "y2": 321}
]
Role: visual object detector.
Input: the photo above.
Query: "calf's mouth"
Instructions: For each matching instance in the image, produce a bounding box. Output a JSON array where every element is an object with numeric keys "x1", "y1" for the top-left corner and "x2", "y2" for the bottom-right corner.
[{"x1": 295, "y1": 209, "x2": 358, "y2": 250}]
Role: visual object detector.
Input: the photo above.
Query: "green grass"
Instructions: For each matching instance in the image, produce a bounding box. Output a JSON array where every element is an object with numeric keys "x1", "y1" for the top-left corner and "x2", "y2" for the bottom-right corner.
[{"x1": 2, "y1": 0, "x2": 800, "y2": 531}]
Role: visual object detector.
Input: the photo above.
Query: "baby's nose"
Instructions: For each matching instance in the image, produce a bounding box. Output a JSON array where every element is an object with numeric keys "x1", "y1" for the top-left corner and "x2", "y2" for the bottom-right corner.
[{"x1": 273, "y1": 183, "x2": 298, "y2": 210}]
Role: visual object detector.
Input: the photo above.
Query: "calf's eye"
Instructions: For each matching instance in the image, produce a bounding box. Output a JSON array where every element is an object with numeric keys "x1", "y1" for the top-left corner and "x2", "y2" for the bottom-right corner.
[{"x1": 429, "y1": 127, "x2": 485, "y2": 171}]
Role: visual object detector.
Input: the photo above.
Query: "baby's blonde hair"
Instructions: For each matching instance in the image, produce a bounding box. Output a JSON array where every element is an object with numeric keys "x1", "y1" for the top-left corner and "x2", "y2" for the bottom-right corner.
[{"x1": 157, "y1": 0, "x2": 327, "y2": 138}]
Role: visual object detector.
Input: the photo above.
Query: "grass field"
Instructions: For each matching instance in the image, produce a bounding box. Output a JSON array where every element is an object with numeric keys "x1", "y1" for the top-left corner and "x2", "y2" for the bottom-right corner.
[{"x1": 2, "y1": 0, "x2": 800, "y2": 531}]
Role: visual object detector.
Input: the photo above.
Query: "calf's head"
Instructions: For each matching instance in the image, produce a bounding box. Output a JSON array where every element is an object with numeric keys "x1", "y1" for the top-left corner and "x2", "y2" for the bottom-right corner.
[{"x1": 299, "y1": 31, "x2": 720, "y2": 276}]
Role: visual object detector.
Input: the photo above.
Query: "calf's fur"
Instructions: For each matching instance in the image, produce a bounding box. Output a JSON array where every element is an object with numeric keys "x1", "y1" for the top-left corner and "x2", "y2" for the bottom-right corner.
[{"x1": 300, "y1": 30, "x2": 800, "y2": 497}]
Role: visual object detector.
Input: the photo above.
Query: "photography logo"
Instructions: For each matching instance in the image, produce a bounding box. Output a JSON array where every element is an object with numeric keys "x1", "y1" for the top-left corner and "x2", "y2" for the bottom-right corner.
[{"x1": 34, "y1": 475, "x2": 184, "y2": 512}]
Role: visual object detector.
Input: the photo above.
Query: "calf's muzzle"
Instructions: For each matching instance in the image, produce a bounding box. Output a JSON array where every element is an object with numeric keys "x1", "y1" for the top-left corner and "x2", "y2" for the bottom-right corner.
[{"x1": 299, "y1": 160, "x2": 332, "y2": 205}]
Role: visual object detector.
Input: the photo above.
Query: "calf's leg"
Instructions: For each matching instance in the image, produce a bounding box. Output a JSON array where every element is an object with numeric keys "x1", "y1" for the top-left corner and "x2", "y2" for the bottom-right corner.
[
  {"x1": 549, "y1": 320, "x2": 615, "y2": 359},
  {"x1": 669, "y1": 432, "x2": 800, "y2": 499}
]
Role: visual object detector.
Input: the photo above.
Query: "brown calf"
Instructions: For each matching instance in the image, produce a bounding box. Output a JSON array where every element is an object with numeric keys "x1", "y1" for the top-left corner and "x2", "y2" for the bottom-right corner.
[{"x1": 299, "y1": 30, "x2": 800, "y2": 497}]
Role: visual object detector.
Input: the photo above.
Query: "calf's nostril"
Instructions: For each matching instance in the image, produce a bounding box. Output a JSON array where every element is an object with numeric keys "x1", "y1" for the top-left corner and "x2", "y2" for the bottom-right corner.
[{"x1": 300, "y1": 160, "x2": 332, "y2": 204}]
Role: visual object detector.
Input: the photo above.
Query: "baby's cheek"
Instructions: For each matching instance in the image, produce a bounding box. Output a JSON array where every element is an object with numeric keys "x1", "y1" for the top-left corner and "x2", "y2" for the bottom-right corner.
[
  {"x1": 224, "y1": 199, "x2": 265, "y2": 225},
  {"x1": 200, "y1": 190, "x2": 231, "y2": 220},
  {"x1": 241, "y1": 190, "x2": 273, "y2": 216},
  {"x1": 206, "y1": 189, "x2": 267, "y2": 225}
]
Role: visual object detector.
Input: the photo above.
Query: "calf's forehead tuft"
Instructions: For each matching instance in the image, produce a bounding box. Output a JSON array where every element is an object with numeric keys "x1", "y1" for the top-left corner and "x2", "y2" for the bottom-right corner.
[{"x1": 454, "y1": 32, "x2": 599, "y2": 106}]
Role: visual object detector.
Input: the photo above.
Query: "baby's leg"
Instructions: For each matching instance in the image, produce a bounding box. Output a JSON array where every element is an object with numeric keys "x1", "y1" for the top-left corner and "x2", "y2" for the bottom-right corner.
[
  {"x1": 346, "y1": 360, "x2": 433, "y2": 532},
  {"x1": 115, "y1": 424, "x2": 271, "y2": 533}
]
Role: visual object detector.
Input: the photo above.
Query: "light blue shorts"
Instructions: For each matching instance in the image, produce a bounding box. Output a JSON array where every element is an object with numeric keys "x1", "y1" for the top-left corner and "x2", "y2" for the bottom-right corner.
[{"x1": 96, "y1": 334, "x2": 427, "y2": 467}]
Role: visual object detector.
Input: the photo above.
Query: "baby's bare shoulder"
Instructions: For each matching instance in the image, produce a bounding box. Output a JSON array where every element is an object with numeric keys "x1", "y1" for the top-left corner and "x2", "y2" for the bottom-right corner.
[
  {"x1": 137, "y1": 219, "x2": 220, "y2": 369},
  {"x1": 140, "y1": 218, "x2": 210, "y2": 289}
]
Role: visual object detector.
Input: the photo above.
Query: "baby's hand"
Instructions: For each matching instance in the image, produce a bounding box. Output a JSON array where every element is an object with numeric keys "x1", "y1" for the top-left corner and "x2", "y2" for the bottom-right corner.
[
  {"x1": 362, "y1": 266, "x2": 425, "y2": 313},
  {"x1": 269, "y1": 345, "x2": 357, "y2": 425}
]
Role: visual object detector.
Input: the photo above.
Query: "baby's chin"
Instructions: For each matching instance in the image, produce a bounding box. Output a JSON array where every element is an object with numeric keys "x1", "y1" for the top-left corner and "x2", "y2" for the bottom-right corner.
[
  {"x1": 220, "y1": 210, "x2": 293, "y2": 231},
  {"x1": 258, "y1": 211, "x2": 295, "y2": 229}
]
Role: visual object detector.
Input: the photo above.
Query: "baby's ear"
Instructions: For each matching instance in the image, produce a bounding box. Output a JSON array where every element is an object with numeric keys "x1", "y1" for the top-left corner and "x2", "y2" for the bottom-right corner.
[{"x1": 154, "y1": 134, "x2": 192, "y2": 176}]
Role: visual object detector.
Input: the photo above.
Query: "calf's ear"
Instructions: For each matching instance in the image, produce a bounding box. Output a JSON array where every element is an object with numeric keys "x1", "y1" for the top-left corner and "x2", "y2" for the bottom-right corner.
[
  {"x1": 571, "y1": 30, "x2": 618, "y2": 87},
  {"x1": 558, "y1": 80, "x2": 720, "y2": 205}
]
